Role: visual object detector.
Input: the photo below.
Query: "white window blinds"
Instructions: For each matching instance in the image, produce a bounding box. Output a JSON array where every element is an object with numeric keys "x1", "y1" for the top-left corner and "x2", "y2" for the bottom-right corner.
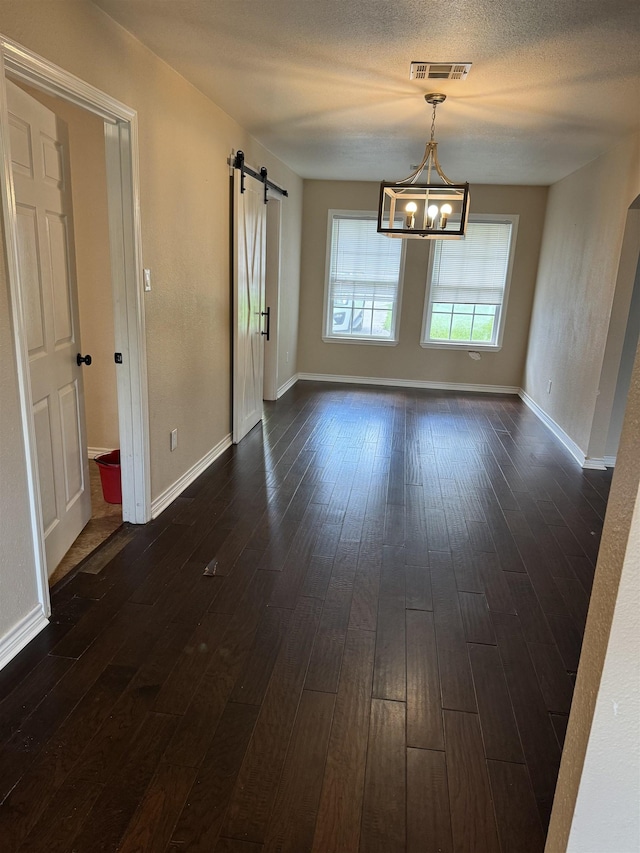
[
  {"x1": 430, "y1": 220, "x2": 513, "y2": 305},
  {"x1": 329, "y1": 214, "x2": 403, "y2": 302}
]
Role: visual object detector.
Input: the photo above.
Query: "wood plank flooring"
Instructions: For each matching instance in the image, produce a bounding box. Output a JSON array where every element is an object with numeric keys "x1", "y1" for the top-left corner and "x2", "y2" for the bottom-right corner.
[{"x1": 0, "y1": 382, "x2": 612, "y2": 852}]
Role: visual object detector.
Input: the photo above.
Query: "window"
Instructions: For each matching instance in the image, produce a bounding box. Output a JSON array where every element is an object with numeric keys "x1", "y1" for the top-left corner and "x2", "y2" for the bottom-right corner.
[
  {"x1": 421, "y1": 215, "x2": 518, "y2": 351},
  {"x1": 324, "y1": 210, "x2": 405, "y2": 344}
]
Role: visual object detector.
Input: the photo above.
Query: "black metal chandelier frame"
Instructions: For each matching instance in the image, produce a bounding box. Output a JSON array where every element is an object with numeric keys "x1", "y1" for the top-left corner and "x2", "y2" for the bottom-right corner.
[{"x1": 377, "y1": 93, "x2": 470, "y2": 240}]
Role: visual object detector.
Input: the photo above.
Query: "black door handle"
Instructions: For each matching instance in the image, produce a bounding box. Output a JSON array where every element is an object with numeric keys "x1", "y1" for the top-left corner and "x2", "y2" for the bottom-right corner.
[
  {"x1": 76, "y1": 353, "x2": 92, "y2": 366},
  {"x1": 261, "y1": 307, "x2": 270, "y2": 341}
]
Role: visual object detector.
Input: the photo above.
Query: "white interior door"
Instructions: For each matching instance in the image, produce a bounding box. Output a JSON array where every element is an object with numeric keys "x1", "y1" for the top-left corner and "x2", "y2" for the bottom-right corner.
[
  {"x1": 233, "y1": 169, "x2": 266, "y2": 443},
  {"x1": 7, "y1": 80, "x2": 91, "y2": 576}
]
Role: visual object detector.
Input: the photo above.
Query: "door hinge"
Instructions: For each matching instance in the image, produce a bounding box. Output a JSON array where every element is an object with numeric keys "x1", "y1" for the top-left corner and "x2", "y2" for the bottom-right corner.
[{"x1": 114, "y1": 353, "x2": 123, "y2": 364}]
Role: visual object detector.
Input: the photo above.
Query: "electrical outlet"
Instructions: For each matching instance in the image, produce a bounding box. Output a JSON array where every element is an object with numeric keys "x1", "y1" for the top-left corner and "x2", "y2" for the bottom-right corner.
[
  {"x1": 547, "y1": 379, "x2": 553, "y2": 394},
  {"x1": 170, "y1": 428, "x2": 178, "y2": 451}
]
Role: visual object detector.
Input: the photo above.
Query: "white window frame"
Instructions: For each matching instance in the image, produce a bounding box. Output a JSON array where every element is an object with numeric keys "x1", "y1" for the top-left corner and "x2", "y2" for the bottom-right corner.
[
  {"x1": 420, "y1": 213, "x2": 519, "y2": 352},
  {"x1": 322, "y1": 209, "x2": 406, "y2": 346}
]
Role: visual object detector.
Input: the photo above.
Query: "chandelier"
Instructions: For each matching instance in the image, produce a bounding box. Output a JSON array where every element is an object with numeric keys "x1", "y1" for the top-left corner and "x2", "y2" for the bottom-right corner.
[{"x1": 377, "y1": 93, "x2": 470, "y2": 239}]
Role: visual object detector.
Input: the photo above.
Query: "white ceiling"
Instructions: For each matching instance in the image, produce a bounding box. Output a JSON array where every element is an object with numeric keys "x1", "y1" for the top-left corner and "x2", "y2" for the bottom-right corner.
[{"x1": 94, "y1": 0, "x2": 640, "y2": 185}]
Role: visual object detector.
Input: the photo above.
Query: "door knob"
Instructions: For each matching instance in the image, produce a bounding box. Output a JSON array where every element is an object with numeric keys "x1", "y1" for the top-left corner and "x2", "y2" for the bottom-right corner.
[{"x1": 76, "y1": 353, "x2": 92, "y2": 366}]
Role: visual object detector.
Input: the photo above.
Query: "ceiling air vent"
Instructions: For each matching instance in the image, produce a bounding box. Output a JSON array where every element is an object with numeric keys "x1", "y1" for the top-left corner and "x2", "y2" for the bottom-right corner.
[{"x1": 409, "y1": 62, "x2": 472, "y2": 81}]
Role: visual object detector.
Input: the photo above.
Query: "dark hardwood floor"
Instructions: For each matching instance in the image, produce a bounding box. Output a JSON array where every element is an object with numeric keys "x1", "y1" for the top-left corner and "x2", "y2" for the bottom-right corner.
[{"x1": 0, "y1": 382, "x2": 612, "y2": 852}]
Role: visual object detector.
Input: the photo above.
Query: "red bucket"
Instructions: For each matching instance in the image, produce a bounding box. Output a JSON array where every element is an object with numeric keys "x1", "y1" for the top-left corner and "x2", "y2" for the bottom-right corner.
[{"x1": 94, "y1": 449, "x2": 122, "y2": 504}]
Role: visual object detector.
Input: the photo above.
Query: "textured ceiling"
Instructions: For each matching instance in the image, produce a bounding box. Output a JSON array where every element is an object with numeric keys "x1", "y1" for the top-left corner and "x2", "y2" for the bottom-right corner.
[{"x1": 93, "y1": 0, "x2": 640, "y2": 185}]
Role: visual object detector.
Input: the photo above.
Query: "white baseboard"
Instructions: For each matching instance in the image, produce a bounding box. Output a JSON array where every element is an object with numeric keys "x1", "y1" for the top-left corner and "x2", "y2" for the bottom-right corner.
[
  {"x1": 603, "y1": 455, "x2": 617, "y2": 468},
  {"x1": 583, "y1": 457, "x2": 608, "y2": 470},
  {"x1": 518, "y1": 390, "x2": 606, "y2": 470},
  {"x1": 151, "y1": 432, "x2": 232, "y2": 518},
  {"x1": 88, "y1": 447, "x2": 115, "y2": 459},
  {"x1": 276, "y1": 373, "x2": 299, "y2": 398},
  {"x1": 0, "y1": 605, "x2": 48, "y2": 671},
  {"x1": 297, "y1": 372, "x2": 520, "y2": 395}
]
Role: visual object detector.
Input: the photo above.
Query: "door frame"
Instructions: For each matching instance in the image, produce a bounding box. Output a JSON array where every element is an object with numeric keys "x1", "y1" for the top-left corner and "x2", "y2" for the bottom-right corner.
[
  {"x1": 263, "y1": 195, "x2": 282, "y2": 402},
  {"x1": 0, "y1": 35, "x2": 150, "y2": 614}
]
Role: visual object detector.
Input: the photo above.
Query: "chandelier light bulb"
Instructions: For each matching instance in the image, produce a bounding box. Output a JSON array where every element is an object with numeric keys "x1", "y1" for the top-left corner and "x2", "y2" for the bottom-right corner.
[
  {"x1": 377, "y1": 93, "x2": 470, "y2": 239},
  {"x1": 427, "y1": 204, "x2": 439, "y2": 228}
]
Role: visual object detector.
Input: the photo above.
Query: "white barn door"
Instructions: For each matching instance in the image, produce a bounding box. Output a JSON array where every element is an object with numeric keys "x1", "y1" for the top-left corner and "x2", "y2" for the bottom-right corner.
[
  {"x1": 233, "y1": 168, "x2": 267, "y2": 443},
  {"x1": 7, "y1": 80, "x2": 91, "y2": 575}
]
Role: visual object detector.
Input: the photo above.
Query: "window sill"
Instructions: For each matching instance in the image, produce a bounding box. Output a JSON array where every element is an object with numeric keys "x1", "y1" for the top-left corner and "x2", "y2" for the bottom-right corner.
[
  {"x1": 322, "y1": 335, "x2": 399, "y2": 347},
  {"x1": 420, "y1": 341, "x2": 502, "y2": 352}
]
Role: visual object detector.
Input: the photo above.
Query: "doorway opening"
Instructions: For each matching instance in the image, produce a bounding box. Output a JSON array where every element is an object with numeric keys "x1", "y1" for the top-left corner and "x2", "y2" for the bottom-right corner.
[
  {"x1": 604, "y1": 201, "x2": 640, "y2": 464},
  {"x1": 263, "y1": 195, "x2": 282, "y2": 402},
  {"x1": 0, "y1": 36, "x2": 150, "y2": 618},
  {"x1": 587, "y1": 195, "x2": 640, "y2": 467}
]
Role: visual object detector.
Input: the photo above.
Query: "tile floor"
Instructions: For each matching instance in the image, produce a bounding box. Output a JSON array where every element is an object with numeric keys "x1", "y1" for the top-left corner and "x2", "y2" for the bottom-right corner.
[{"x1": 48, "y1": 460, "x2": 123, "y2": 586}]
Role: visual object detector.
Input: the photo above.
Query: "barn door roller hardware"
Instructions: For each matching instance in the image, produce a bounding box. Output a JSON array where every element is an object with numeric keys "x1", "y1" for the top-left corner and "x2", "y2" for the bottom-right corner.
[{"x1": 233, "y1": 150, "x2": 289, "y2": 202}]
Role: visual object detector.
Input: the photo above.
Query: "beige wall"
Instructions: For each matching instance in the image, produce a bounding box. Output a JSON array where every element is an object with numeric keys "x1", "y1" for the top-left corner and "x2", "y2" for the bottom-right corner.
[
  {"x1": 524, "y1": 132, "x2": 640, "y2": 457},
  {"x1": 17, "y1": 83, "x2": 119, "y2": 450},
  {"x1": 297, "y1": 180, "x2": 548, "y2": 388},
  {"x1": 0, "y1": 0, "x2": 302, "y2": 643}
]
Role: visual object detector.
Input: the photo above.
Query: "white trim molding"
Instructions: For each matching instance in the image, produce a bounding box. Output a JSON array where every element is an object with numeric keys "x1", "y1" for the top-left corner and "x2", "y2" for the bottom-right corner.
[
  {"x1": 518, "y1": 390, "x2": 606, "y2": 470},
  {"x1": 603, "y1": 455, "x2": 617, "y2": 468},
  {"x1": 0, "y1": 606, "x2": 48, "y2": 671},
  {"x1": 583, "y1": 457, "x2": 608, "y2": 471},
  {"x1": 298, "y1": 373, "x2": 520, "y2": 395},
  {"x1": 0, "y1": 37, "x2": 136, "y2": 122},
  {"x1": 276, "y1": 373, "x2": 299, "y2": 398},
  {"x1": 151, "y1": 433, "x2": 232, "y2": 518}
]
